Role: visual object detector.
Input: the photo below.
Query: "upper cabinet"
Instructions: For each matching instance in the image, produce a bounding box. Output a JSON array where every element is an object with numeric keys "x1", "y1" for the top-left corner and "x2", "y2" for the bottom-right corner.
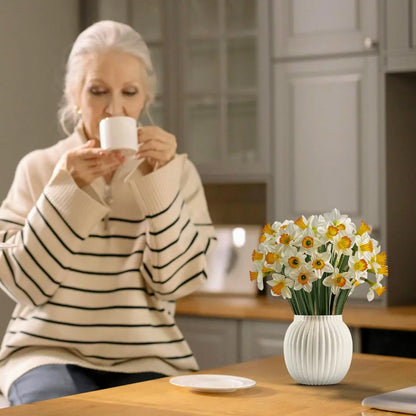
[
  {"x1": 271, "y1": 0, "x2": 380, "y2": 232},
  {"x1": 176, "y1": 0, "x2": 271, "y2": 180},
  {"x1": 384, "y1": 0, "x2": 416, "y2": 72},
  {"x1": 272, "y1": 0, "x2": 378, "y2": 58},
  {"x1": 273, "y1": 56, "x2": 380, "y2": 229}
]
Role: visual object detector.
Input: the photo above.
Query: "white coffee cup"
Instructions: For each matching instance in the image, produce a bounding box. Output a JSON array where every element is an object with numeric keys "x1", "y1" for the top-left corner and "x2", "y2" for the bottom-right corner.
[{"x1": 99, "y1": 116, "x2": 138, "y2": 152}]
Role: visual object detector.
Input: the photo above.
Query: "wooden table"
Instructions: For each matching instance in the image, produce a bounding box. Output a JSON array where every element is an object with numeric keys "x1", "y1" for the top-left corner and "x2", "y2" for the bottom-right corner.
[{"x1": 0, "y1": 353, "x2": 415, "y2": 415}]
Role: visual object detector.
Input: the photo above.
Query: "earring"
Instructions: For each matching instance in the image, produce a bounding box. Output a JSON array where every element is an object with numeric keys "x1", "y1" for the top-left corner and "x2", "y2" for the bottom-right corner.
[{"x1": 75, "y1": 107, "x2": 82, "y2": 116}]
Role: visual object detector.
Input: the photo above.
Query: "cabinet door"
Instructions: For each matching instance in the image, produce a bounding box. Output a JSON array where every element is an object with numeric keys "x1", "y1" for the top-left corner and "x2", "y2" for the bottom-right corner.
[
  {"x1": 175, "y1": 316, "x2": 239, "y2": 369},
  {"x1": 179, "y1": 0, "x2": 271, "y2": 180},
  {"x1": 240, "y1": 320, "x2": 289, "y2": 361},
  {"x1": 273, "y1": 56, "x2": 379, "y2": 229},
  {"x1": 385, "y1": 0, "x2": 416, "y2": 71},
  {"x1": 272, "y1": 0, "x2": 378, "y2": 58}
]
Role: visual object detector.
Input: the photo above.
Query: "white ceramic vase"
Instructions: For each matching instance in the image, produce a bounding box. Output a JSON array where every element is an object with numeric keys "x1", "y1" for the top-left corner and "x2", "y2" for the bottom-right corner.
[{"x1": 283, "y1": 315, "x2": 353, "y2": 385}]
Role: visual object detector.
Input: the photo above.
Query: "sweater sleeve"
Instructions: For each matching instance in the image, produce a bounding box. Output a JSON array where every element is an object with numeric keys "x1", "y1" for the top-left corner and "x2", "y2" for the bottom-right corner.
[
  {"x1": 0, "y1": 153, "x2": 109, "y2": 306},
  {"x1": 130, "y1": 154, "x2": 216, "y2": 301}
]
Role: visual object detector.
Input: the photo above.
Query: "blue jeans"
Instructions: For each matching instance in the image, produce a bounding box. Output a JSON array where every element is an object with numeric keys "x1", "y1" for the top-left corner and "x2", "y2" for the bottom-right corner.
[{"x1": 8, "y1": 364, "x2": 165, "y2": 405}]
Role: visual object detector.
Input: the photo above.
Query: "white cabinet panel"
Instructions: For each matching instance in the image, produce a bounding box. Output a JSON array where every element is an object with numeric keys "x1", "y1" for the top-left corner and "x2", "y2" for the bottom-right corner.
[
  {"x1": 273, "y1": 56, "x2": 379, "y2": 228},
  {"x1": 384, "y1": 0, "x2": 416, "y2": 71},
  {"x1": 273, "y1": 0, "x2": 378, "y2": 58},
  {"x1": 175, "y1": 316, "x2": 239, "y2": 370},
  {"x1": 241, "y1": 320, "x2": 289, "y2": 361}
]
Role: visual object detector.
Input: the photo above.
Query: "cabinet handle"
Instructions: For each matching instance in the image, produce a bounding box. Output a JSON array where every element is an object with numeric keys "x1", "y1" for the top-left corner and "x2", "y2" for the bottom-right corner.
[{"x1": 363, "y1": 37, "x2": 378, "y2": 49}]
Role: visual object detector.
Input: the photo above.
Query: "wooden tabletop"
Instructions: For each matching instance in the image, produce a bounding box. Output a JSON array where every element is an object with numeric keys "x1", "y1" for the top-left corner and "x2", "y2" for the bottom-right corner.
[
  {"x1": 176, "y1": 294, "x2": 416, "y2": 331},
  {"x1": 1, "y1": 353, "x2": 415, "y2": 415}
]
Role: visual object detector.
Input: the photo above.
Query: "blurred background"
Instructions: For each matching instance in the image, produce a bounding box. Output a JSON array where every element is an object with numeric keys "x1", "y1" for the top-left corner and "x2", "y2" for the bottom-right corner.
[{"x1": 0, "y1": 0, "x2": 415, "y2": 360}]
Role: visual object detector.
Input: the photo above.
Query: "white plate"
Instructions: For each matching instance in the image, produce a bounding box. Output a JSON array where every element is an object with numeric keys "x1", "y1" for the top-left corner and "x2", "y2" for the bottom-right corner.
[{"x1": 169, "y1": 374, "x2": 256, "y2": 393}]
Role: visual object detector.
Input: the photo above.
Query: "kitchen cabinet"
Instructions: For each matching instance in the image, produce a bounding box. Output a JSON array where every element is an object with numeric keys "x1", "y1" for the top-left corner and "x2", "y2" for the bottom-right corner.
[
  {"x1": 176, "y1": 315, "x2": 361, "y2": 370},
  {"x1": 175, "y1": 315, "x2": 239, "y2": 370},
  {"x1": 384, "y1": 0, "x2": 416, "y2": 72},
  {"x1": 273, "y1": 55, "x2": 380, "y2": 230},
  {"x1": 240, "y1": 320, "x2": 289, "y2": 361},
  {"x1": 272, "y1": 0, "x2": 378, "y2": 58}
]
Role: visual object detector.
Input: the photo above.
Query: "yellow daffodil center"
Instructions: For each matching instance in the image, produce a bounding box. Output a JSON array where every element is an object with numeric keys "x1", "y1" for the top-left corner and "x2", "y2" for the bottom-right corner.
[
  {"x1": 360, "y1": 241, "x2": 374, "y2": 252},
  {"x1": 249, "y1": 271, "x2": 257, "y2": 281},
  {"x1": 263, "y1": 223, "x2": 274, "y2": 235},
  {"x1": 312, "y1": 259, "x2": 324, "y2": 270},
  {"x1": 357, "y1": 221, "x2": 371, "y2": 236},
  {"x1": 288, "y1": 256, "x2": 300, "y2": 268},
  {"x1": 335, "y1": 275, "x2": 347, "y2": 287},
  {"x1": 376, "y1": 252, "x2": 387, "y2": 266},
  {"x1": 265, "y1": 252, "x2": 278, "y2": 264},
  {"x1": 294, "y1": 217, "x2": 307, "y2": 230},
  {"x1": 336, "y1": 224, "x2": 346, "y2": 231},
  {"x1": 252, "y1": 250, "x2": 263, "y2": 261},
  {"x1": 337, "y1": 236, "x2": 352, "y2": 251},
  {"x1": 298, "y1": 273, "x2": 309, "y2": 285},
  {"x1": 272, "y1": 282, "x2": 285, "y2": 295},
  {"x1": 354, "y1": 259, "x2": 368, "y2": 272},
  {"x1": 302, "y1": 236, "x2": 314, "y2": 248},
  {"x1": 375, "y1": 286, "x2": 386, "y2": 297},
  {"x1": 262, "y1": 266, "x2": 274, "y2": 273},
  {"x1": 259, "y1": 234, "x2": 266, "y2": 243},
  {"x1": 379, "y1": 264, "x2": 389, "y2": 276},
  {"x1": 279, "y1": 234, "x2": 292, "y2": 245},
  {"x1": 326, "y1": 226, "x2": 338, "y2": 239}
]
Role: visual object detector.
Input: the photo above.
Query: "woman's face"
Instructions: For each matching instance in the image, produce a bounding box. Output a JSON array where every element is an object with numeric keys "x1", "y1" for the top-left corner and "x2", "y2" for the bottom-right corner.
[{"x1": 76, "y1": 50, "x2": 147, "y2": 142}]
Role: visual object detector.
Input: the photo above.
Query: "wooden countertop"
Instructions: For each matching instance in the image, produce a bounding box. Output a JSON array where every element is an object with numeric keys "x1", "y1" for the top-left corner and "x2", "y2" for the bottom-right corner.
[
  {"x1": 1, "y1": 354, "x2": 415, "y2": 415},
  {"x1": 176, "y1": 294, "x2": 416, "y2": 331}
]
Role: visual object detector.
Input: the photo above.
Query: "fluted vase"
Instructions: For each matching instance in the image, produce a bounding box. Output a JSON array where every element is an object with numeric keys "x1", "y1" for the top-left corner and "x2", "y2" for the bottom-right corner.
[{"x1": 283, "y1": 315, "x2": 353, "y2": 385}]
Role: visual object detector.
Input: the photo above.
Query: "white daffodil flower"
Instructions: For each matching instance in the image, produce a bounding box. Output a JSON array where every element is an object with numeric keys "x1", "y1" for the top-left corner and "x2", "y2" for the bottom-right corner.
[
  {"x1": 333, "y1": 232, "x2": 355, "y2": 257},
  {"x1": 309, "y1": 249, "x2": 334, "y2": 278},
  {"x1": 323, "y1": 271, "x2": 353, "y2": 295},
  {"x1": 288, "y1": 264, "x2": 318, "y2": 292},
  {"x1": 348, "y1": 253, "x2": 369, "y2": 281},
  {"x1": 293, "y1": 227, "x2": 324, "y2": 253},
  {"x1": 267, "y1": 273, "x2": 294, "y2": 299}
]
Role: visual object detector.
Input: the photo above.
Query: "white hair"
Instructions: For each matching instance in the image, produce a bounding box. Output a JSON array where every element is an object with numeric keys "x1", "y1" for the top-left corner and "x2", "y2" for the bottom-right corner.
[{"x1": 58, "y1": 20, "x2": 156, "y2": 135}]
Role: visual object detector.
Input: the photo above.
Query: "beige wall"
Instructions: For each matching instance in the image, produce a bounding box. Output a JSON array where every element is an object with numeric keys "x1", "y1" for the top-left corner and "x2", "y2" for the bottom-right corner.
[{"x1": 0, "y1": 0, "x2": 80, "y2": 335}]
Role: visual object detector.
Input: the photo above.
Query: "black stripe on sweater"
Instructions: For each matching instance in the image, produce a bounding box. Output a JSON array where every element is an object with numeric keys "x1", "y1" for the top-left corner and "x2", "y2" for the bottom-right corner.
[
  {"x1": 142, "y1": 263, "x2": 207, "y2": 296},
  {"x1": 147, "y1": 219, "x2": 191, "y2": 253},
  {"x1": 43, "y1": 193, "x2": 85, "y2": 241},
  {"x1": 146, "y1": 191, "x2": 181, "y2": 220},
  {"x1": 26, "y1": 219, "x2": 142, "y2": 276},
  {"x1": 58, "y1": 285, "x2": 154, "y2": 295},
  {"x1": 79, "y1": 353, "x2": 195, "y2": 361},
  {"x1": 12, "y1": 316, "x2": 175, "y2": 328},
  {"x1": 0, "y1": 218, "x2": 25, "y2": 227},
  {"x1": 2, "y1": 250, "x2": 36, "y2": 305},
  {"x1": 11, "y1": 251, "x2": 55, "y2": 298},
  {"x1": 47, "y1": 301, "x2": 166, "y2": 312},
  {"x1": 18, "y1": 331, "x2": 186, "y2": 345},
  {"x1": 152, "y1": 231, "x2": 198, "y2": 269},
  {"x1": 36, "y1": 205, "x2": 144, "y2": 257}
]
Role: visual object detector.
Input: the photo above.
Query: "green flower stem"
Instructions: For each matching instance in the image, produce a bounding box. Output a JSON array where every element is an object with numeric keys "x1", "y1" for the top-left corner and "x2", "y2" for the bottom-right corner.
[
  {"x1": 338, "y1": 254, "x2": 349, "y2": 273},
  {"x1": 329, "y1": 292, "x2": 336, "y2": 315},
  {"x1": 335, "y1": 289, "x2": 350, "y2": 315},
  {"x1": 290, "y1": 289, "x2": 301, "y2": 314},
  {"x1": 287, "y1": 297, "x2": 298, "y2": 314}
]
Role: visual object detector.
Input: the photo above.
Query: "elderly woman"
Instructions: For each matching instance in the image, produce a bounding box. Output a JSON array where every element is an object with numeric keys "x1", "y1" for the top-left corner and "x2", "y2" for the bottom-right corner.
[{"x1": 0, "y1": 20, "x2": 215, "y2": 405}]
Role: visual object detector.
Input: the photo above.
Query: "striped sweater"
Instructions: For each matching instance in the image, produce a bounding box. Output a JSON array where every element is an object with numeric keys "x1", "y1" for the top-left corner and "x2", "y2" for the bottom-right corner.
[{"x1": 0, "y1": 130, "x2": 215, "y2": 398}]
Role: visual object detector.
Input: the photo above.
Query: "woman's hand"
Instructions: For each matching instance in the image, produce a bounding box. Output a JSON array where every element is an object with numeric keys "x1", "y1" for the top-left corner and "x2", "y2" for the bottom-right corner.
[
  {"x1": 135, "y1": 126, "x2": 177, "y2": 175},
  {"x1": 59, "y1": 140, "x2": 125, "y2": 188}
]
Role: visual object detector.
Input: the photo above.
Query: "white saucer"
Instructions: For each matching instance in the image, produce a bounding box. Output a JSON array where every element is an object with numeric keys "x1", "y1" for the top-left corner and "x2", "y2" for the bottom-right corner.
[{"x1": 169, "y1": 374, "x2": 256, "y2": 393}]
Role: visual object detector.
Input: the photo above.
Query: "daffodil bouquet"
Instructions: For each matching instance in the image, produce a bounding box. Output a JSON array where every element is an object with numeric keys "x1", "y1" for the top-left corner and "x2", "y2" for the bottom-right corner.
[{"x1": 250, "y1": 209, "x2": 388, "y2": 315}]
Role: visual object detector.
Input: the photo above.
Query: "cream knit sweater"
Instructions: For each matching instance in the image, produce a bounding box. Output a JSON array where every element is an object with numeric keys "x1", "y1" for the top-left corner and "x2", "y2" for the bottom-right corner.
[{"x1": 0, "y1": 130, "x2": 215, "y2": 398}]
